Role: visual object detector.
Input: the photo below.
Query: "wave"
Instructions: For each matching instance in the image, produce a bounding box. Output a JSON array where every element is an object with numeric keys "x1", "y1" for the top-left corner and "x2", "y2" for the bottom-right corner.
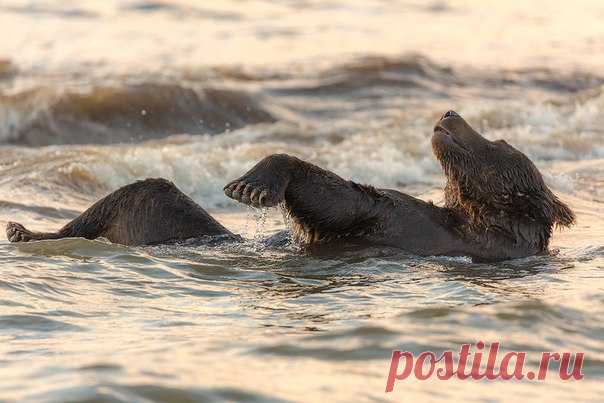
[
  {"x1": 0, "y1": 314, "x2": 84, "y2": 332},
  {"x1": 2, "y1": 54, "x2": 603, "y2": 148},
  {"x1": 269, "y1": 54, "x2": 454, "y2": 96},
  {"x1": 26, "y1": 383, "x2": 288, "y2": 403},
  {"x1": 0, "y1": 83, "x2": 603, "y2": 213},
  {"x1": 267, "y1": 54, "x2": 604, "y2": 97},
  {"x1": 0, "y1": 58, "x2": 16, "y2": 80},
  {"x1": 0, "y1": 83, "x2": 275, "y2": 146}
]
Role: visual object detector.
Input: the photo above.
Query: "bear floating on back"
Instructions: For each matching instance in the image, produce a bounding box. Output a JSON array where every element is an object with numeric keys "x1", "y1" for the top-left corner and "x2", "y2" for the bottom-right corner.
[{"x1": 7, "y1": 111, "x2": 574, "y2": 262}]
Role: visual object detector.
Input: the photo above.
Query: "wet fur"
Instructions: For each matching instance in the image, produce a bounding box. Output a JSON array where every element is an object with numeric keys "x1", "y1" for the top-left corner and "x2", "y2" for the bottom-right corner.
[
  {"x1": 7, "y1": 179, "x2": 234, "y2": 245},
  {"x1": 432, "y1": 113, "x2": 574, "y2": 260}
]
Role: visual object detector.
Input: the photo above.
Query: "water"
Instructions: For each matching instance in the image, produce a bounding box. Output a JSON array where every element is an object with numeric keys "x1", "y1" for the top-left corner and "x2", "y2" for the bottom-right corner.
[{"x1": 1, "y1": 1, "x2": 604, "y2": 402}]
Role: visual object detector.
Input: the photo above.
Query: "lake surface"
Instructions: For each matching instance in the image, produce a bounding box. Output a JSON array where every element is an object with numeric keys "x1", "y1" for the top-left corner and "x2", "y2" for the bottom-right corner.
[{"x1": 0, "y1": 1, "x2": 603, "y2": 401}]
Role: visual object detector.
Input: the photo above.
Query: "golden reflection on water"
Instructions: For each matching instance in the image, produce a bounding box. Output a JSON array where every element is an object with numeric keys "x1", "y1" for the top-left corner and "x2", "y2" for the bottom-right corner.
[
  {"x1": 1, "y1": 0, "x2": 604, "y2": 73},
  {"x1": 1, "y1": 1, "x2": 604, "y2": 402}
]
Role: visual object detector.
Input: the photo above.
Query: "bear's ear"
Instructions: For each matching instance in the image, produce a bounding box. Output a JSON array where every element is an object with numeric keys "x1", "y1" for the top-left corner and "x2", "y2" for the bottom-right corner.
[{"x1": 552, "y1": 196, "x2": 575, "y2": 228}]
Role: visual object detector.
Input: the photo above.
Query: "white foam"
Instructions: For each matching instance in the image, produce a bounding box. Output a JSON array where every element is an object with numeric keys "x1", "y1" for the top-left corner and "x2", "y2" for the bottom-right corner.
[{"x1": 2, "y1": 89, "x2": 604, "y2": 215}]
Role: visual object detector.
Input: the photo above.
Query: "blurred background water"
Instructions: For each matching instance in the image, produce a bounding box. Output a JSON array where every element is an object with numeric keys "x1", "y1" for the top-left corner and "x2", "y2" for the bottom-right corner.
[{"x1": 0, "y1": 1, "x2": 603, "y2": 402}]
